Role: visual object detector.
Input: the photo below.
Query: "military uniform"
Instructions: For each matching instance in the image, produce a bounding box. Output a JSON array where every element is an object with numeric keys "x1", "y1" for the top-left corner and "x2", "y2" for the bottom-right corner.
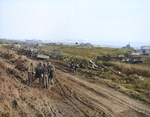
[
  {"x1": 35, "y1": 62, "x2": 44, "y2": 85},
  {"x1": 28, "y1": 62, "x2": 35, "y2": 86},
  {"x1": 43, "y1": 63, "x2": 49, "y2": 88},
  {"x1": 47, "y1": 62, "x2": 55, "y2": 86},
  {"x1": 70, "y1": 61, "x2": 76, "y2": 73}
]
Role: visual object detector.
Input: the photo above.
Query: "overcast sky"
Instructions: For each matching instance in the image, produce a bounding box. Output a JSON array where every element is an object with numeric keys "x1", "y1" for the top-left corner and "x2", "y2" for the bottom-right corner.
[{"x1": 0, "y1": 0, "x2": 150, "y2": 48}]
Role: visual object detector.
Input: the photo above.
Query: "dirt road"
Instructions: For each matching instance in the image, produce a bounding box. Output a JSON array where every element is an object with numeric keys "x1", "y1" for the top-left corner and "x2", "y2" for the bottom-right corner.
[
  {"x1": 0, "y1": 54, "x2": 150, "y2": 117},
  {"x1": 54, "y1": 64, "x2": 150, "y2": 117}
]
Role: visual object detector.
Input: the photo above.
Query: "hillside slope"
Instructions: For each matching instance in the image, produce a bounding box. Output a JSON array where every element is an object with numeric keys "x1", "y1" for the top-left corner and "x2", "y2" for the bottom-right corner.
[{"x1": 0, "y1": 49, "x2": 150, "y2": 117}]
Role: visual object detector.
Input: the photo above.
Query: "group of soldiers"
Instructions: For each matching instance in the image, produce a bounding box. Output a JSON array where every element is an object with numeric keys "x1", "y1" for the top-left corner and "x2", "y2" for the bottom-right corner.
[
  {"x1": 28, "y1": 60, "x2": 80, "y2": 88},
  {"x1": 69, "y1": 61, "x2": 80, "y2": 74},
  {"x1": 28, "y1": 61, "x2": 56, "y2": 88}
]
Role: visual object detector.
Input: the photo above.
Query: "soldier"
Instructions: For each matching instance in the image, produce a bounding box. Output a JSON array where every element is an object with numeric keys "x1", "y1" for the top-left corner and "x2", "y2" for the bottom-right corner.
[
  {"x1": 35, "y1": 61, "x2": 43, "y2": 85},
  {"x1": 70, "y1": 61, "x2": 76, "y2": 74},
  {"x1": 43, "y1": 63, "x2": 49, "y2": 88},
  {"x1": 73, "y1": 62, "x2": 79, "y2": 74},
  {"x1": 70, "y1": 61, "x2": 74, "y2": 69},
  {"x1": 47, "y1": 62, "x2": 56, "y2": 86},
  {"x1": 28, "y1": 62, "x2": 35, "y2": 86}
]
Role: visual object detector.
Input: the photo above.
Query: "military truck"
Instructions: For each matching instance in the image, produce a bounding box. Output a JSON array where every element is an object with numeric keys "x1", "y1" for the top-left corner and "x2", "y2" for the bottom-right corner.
[
  {"x1": 36, "y1": 51, "x2": 49, "y2": 59},
  {"x1": 122, "y1": 51, "x2": 143, "y2": 64}
]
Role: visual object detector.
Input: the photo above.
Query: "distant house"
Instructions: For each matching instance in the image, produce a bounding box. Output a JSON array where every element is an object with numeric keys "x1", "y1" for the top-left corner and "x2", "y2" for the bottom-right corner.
[
  {"x1": 141, "y1": 46, "x2": 150, "y2": 55},
  {"x1": 141, "y1": 46, "x2": 150, "y2": 50}
]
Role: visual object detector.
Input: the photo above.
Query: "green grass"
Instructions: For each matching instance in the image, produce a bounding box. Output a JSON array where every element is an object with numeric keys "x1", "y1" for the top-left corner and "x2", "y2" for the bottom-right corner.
[
  {"x1": 102, "y1": 61, "x2": 150, "y2": 77},
  {"x1": 42, "y1": 45, "x2": 134, "y2": 60}
]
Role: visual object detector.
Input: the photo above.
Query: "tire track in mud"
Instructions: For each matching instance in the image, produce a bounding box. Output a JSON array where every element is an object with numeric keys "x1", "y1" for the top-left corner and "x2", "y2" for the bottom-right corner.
[
  {"x1": 55, "y1": 69, "x2": 150, "y2": 117},
  {"x1": 72, "y1": 91, "x2": 112, "y2": 117},
  {"x1": 67, "y1": 76, "x2": 150, "y2": 116},
  {"x1": 67, "y1": 78, "x2": 119, "y2": 117},
  {"x1": 55, "y1": 79, "x2": 89, "y2": 117},
  {"x1": 104, "y1": 91, "x2": 150, "y2": 117},
  {"x1": 56, "y1": 77, "x2": 116, "y2": 117},
  {"x1": 69, "y1": 77, "x2": 150, "y2": 117},
  {"x1": 68, "y1": 77, "x2": 110, "y2": 99},
  {"x1": 63, "y1": 85, "x2": 109, "y2": 117},
  {"x1": 55, "y1": 77, "x2": 112, "y2": 117}
]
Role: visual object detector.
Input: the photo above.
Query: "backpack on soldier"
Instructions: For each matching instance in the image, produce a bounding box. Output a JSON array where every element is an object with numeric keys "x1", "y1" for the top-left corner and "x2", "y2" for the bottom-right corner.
[{"x1": 48, "y1": 65, "x2": 55, "y2": 72}]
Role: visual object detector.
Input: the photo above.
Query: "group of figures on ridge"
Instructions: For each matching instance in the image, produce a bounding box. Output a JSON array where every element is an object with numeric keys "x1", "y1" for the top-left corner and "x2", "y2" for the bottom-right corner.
[{"x1": 28, "y1": 61, "x2": 56, "y2": 89}]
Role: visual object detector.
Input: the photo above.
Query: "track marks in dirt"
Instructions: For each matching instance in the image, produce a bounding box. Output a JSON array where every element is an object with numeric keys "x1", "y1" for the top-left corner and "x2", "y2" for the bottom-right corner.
[
  {"x1": 55, "y1": 79, "x2": 88, "y2": 117},
  {"x1": 55, "y1": 77, "x2": 111, "y2": 117},
  {"x1": 65, "y1": 77, "x2": 122, "y2": 116},
  {"x1": 56, "y1": 75, "x2": 116, "y2": 116},
  {"x1": 68, "y1": 77, "x2": 109, "y2": 99},
  {"x1": 55, "y1": 69, "x2": 150, "y2": 117}
]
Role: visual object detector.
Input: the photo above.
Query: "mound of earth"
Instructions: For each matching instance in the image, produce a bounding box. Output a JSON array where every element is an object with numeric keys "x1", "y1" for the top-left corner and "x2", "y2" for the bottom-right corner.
[{"x1": 0, "y1": 49, "x2": 150, "y2": 117}]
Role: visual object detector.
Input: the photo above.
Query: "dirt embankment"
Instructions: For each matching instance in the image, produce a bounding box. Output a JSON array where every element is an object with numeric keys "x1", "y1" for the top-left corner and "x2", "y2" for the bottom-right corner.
[{"x1": 0, "y1": 49, "x2": 150, "y2": 117}]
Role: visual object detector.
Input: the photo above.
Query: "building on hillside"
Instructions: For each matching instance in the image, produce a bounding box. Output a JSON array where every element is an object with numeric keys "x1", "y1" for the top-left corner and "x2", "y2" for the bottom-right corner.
[
  {"x1": 126, "y1": 44, "x2": 130, "y2": 49},
  {"x1": 122, "y1": 43, "x2": 131, "y2": 49}
]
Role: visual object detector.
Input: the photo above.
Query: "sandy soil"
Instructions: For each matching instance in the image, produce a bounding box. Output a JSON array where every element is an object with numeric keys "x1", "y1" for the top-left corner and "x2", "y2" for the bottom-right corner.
[{"x1": 0, "y1": 53, "x2": 150, "y2": 117}]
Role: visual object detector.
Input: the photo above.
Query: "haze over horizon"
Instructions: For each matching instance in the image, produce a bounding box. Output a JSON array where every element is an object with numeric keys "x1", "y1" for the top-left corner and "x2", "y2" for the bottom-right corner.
[{"x1": 0, "y1": 0, "x2": 150, "y2": 49}]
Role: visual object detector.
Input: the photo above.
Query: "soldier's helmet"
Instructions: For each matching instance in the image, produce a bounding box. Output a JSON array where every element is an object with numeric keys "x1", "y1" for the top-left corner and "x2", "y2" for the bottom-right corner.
[
  {"x1": 39, "y1": 61, "x2": 43, "y2": 65},
  {"x1": 47, "y1": 62, "x2": 51, "y2": 66},
  {"x1": 43, "y1": 62, "x2": 46, "y2": 66}
]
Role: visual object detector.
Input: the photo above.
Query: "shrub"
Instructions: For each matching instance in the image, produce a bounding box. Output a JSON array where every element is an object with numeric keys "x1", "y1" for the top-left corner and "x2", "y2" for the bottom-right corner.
[{"x1": 103, "y1": 61, "x2": 150, "y2": 77}]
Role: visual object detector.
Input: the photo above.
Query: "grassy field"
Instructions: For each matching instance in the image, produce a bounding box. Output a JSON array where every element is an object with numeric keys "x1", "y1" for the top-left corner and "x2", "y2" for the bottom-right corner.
[
  {"x1": 42, "y1": 45, "x2": 150, "y2": 104},
  {"x1": 42, "y1": 44, "x2": 134, "y2": 60}
]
